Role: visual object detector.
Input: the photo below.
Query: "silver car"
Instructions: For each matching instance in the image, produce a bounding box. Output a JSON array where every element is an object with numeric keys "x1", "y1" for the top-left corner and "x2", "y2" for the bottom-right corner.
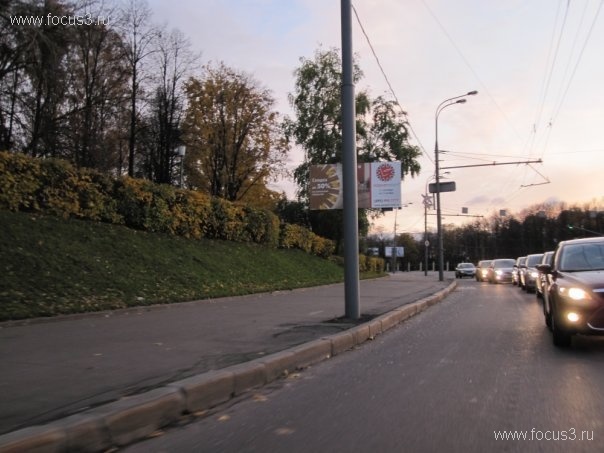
[
  {"x1": 455, "y1": 262, "x2": 476, "y2": 279},
  {"x1": 521, "y1": 253, "x2": 544, "y2": 293},
  {"x1": 487, "y1": 259, "x2": 516, "y2": 284}
]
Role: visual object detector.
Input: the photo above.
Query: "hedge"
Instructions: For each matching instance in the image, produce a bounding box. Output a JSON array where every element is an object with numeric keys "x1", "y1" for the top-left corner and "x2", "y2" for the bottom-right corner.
[{"x1": 0, "y1": 151, "x2": 333, "y2": 256}]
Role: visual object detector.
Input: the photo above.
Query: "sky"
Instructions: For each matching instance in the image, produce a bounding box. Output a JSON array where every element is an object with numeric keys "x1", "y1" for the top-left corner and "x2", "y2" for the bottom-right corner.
[{"x1": 147, "y1": 0, "x2": 604, "y2": 237}]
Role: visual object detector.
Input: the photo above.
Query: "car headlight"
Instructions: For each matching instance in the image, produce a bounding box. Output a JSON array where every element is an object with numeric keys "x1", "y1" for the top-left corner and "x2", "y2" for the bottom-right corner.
[
  {"x1": 559, "y1": 287, "x2": 591, "y2": 301},
  {"x1": 495, "y1": 270, "x2": 503, "y2": 276},
  {"x1": 530, "y1": 271, "x2": 539, "y2": 278},
  {"x1": 567, "y1": 312, "x2": 580, "y2": 322}
]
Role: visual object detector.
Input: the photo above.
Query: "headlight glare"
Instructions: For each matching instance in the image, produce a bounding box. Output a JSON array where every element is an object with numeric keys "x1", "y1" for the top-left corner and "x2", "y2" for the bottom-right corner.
[
  {"x1": 567, "y1": 312, "x2": 580, "y2": 322},
  {"x1": 560, "y1": 287, "x2": 590, "y2": 301},
  {"x1": 568, "y1": 288, "x2": 589, "y2": 300}
]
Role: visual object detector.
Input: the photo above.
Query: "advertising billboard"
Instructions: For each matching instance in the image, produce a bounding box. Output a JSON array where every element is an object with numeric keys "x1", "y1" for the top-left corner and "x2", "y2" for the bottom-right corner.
[{"x1": 309, "y1": 162, "x2": 401, "y2": 210}]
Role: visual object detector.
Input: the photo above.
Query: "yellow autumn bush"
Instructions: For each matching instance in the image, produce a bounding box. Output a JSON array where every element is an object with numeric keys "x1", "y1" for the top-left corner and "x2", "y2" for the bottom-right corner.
[{"x1": 0, "y1": 151, "x2": 330, "y2": 256}]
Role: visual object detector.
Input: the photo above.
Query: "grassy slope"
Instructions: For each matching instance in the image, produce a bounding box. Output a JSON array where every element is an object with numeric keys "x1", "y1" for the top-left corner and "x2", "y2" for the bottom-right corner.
[{"x1": 0, "y1": 210, "x2": 348, "y2": 321}]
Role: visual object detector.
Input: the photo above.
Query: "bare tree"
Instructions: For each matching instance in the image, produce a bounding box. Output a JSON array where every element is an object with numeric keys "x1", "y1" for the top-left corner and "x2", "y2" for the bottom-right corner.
[
  {"x1": 64, "y1": 0, "x2": 128, "y2": 171},
  {"x1": 139, "y1": 27, "x2": 198, "y2": 184},
  {"x1": 117, "y1": 0, "x2": 157, "y2": 176},
  {"x1": 0, "y1": 0, "x2": 26, "y2": 149},
  {"x1": 14, "y1": 0, "x2": 72, "y2": 157}
]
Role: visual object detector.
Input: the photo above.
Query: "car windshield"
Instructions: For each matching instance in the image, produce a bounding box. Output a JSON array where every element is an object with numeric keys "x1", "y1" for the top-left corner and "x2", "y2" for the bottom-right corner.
[
  {"x1": 560, "y1": 243, "x2": 604, "y2": 272},
  {"x1": 542, "y1": 252, "x2": 554, "y2": 264},
  {"x1": 458, "y1": 263, "x2": 474, "y2": 268},
  {"x1": 526, "y1": 254, "x2": 543, "y2": 267},
  {"x1": 494, "y1": 259, "x2": 515, "y2": 268}
]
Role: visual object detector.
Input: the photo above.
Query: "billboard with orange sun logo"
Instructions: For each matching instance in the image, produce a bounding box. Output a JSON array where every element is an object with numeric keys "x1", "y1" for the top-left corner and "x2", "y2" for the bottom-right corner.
[{"x1": 309, "y1": 162, "x2": 401, "y2": 210}]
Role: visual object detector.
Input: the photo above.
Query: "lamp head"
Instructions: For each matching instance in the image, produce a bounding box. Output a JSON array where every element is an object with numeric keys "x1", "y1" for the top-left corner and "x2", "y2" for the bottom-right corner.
[
  {"x1": 456, "y1": 99, "x2": 467, "y2": 104},
  {"x1": 467, "y1": 90, "x2": 478, "y2": 96}
]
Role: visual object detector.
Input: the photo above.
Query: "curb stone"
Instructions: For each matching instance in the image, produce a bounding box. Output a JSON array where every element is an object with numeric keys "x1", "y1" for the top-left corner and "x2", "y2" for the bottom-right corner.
[{"x1": 0, "y1": 280, "x2": 456, "y2": 452}]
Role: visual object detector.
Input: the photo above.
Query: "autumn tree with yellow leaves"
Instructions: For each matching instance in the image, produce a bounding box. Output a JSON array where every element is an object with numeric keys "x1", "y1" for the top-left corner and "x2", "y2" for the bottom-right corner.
[{"x1": 182, "y1": 63, "x2": 289, "y2": 205}]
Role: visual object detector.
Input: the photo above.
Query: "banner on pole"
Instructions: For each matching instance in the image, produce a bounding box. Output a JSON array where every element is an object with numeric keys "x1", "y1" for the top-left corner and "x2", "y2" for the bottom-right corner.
[
  {"x1": 309, "y1": 162, "x2": 402, "y2": 210},
  {"x1": 385, "y1": 246, "x2": 405, "y2": 258}
]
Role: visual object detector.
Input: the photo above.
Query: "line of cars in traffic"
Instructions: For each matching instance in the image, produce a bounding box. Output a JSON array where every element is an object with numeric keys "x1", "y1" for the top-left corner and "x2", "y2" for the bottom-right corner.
[
  {"x1": 456, "y1": 258, "x2": 517, "y2": 284},
  {"x1": 455, "y1": 236, "x2": 604, "y2": 348}
]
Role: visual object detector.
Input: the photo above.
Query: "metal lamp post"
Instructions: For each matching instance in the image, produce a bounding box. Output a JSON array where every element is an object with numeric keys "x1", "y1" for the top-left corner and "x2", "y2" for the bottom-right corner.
[
  {"x1": 423, "y1": 173, "x2": 448, "y2": 276},
  {"x1": 176, "y1": 145, "x2": 186, "y2": 187},
  {"x1": 435, "y1": 91, "x2": 477, "y2": 281}
]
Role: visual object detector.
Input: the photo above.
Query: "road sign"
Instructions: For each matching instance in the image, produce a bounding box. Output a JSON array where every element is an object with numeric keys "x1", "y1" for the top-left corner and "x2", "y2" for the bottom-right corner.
[{"x1": 428, "y1": 181, "x2": 456, "y2": 193}]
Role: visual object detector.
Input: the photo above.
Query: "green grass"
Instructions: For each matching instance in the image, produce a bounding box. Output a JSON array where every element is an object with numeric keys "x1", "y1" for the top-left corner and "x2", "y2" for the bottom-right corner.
[{"x1": 0, "y1": 210, "x2": 358, "y2": 321}]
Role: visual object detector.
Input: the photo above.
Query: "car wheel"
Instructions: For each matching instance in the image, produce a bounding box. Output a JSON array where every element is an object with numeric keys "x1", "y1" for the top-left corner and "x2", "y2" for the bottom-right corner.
[{"x1": 551, "y1": 307, "x2": 571, "y2": 348}]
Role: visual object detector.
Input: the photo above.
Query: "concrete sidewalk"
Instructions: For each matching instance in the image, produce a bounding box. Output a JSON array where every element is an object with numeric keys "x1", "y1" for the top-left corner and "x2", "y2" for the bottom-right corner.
[{"x1": 0, "y1": 271, "x2": 456, "y2": 452}]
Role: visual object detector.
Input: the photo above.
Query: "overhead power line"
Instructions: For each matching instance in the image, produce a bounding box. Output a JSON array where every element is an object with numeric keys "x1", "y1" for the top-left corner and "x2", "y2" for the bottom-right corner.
[
  {"x1": 418, "y1": 0, "x2": 523, "y2": 144},
  {"x1": 351, "y1": 3, "x2": 432, "y2": 164},
  {"x1": 549, "y1": 0, "x2": 604, "y2": 126},
  {"x1": 530, "y1": 0, "x2": 570, "y2": 156}
]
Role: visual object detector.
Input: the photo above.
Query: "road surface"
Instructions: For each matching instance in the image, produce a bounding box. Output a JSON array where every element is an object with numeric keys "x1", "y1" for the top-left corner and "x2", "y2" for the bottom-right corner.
[{"x1": 124, "y1": 278, "x2": 604, "y2": 452}]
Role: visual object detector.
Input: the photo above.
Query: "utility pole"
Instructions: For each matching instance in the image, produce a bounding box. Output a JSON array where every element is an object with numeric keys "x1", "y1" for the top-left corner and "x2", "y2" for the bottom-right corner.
[
  {"x1": 422, "y1": 183, "x2": 435, "y2": 277},
  {"x1": 341, "y1": 0, "x2": 360, "y2": 319},
  {"x1": 435, "y1": 91, "x2": 477, "y2": 281}
]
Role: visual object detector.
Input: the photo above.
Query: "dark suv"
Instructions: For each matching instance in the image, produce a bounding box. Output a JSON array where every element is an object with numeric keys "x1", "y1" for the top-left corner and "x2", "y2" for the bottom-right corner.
[{"x1": 538, "y1": 237, "x2": 604, "y2": 347}]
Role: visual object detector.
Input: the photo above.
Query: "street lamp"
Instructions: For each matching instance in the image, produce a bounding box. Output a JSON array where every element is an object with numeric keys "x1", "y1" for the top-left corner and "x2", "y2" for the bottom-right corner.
[
  {"x1": 176, "y1": 145, "x2": 186, "y2": 187},
  {"x1": 423, "y1": 173, "x2": 449, "y2": 276},
  {"x1": 435, "y1": 90, "x2": 477, "y2": 281}
]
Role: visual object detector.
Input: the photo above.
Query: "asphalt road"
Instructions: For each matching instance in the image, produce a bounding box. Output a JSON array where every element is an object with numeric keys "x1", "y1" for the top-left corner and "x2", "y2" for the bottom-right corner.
[{"x1": 124, "y1": 278, "x2": 604, "y2": 453}]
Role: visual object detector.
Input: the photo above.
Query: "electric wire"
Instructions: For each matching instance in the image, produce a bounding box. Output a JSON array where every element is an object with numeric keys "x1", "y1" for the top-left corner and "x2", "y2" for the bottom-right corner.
[
  {"x1": 548, "y1": 0, "x2": 589, "y2": 133},
  {"x1": 351, "y1": 3, "x2": 433, "y2": 165},
  {"x1": 355, "y1": 1, "x2": 536, "y2": 222},
  {"x1": 418, "y1": 0, "x2": 545, "y2": 215},
  {"x1": 549, "y1": 0, "x2": 604, "y2": 127},
  {"x1": 362, "y1": 1, "x2": 601, "y2": 230},
  {"x1": 529, "y1": 0, "x2": 569, "y2": 158},
  {"x1": 525, "y1": 0, "x2": 602, "y2": 188},
  {"x1": 418, "y1": 0, "x2": 523, "y2": 144}
]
